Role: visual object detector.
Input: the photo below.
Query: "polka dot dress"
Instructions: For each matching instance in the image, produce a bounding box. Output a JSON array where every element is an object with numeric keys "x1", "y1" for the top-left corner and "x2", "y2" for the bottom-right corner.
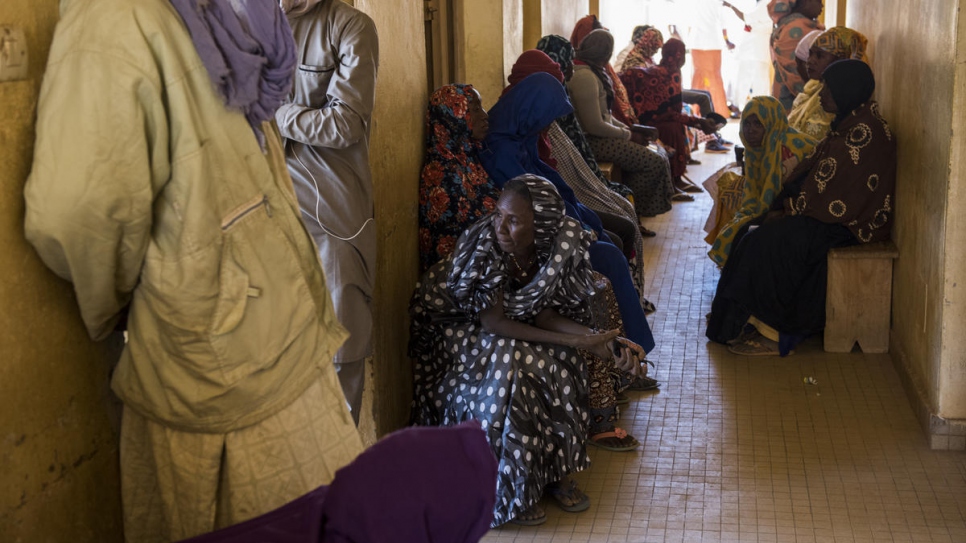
[{"x1": 409, "y1": 177, "x2": 597, "y2": 527}]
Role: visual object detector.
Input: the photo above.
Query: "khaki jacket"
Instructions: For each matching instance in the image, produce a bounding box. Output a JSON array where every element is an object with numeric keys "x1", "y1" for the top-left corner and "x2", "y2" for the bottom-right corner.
[{"x1": 25, "y1": 0, "x2": 351, "y2": 433}]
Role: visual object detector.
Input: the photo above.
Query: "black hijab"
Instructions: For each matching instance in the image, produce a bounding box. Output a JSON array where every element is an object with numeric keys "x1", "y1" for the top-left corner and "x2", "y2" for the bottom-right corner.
[{"x1": 822, "y1": 59, "x2": 876, "y2": 125}]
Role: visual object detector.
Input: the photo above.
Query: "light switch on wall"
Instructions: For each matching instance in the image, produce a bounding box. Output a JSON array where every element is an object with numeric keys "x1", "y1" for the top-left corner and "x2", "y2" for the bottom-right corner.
[{"x1": 0, "y1": 25, "x2": 28, "y2": 82}]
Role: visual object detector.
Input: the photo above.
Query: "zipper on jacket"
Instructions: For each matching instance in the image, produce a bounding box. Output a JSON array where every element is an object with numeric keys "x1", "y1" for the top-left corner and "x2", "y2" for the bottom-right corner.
[{"x1": 221, "y1": 195, "x2": 270, "y2": 231}]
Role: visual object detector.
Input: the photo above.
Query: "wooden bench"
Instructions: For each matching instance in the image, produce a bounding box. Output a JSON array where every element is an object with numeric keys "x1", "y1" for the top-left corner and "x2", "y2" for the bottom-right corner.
[
  {"x1": 824, "y1": 240, "x2": 899, "y2": 353},
  {"x1": 597, "y1": 162, "x2": 622, "y2": 184}
]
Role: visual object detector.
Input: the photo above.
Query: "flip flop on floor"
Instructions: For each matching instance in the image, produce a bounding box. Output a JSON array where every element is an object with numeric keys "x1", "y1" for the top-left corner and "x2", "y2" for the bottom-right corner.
[
  {"x1": 615, "y1": 391, "x2": 630, "y2": 405},
  {"x1": 639, "y1": 225, "x2": 657, "y2": 237},
  {"x1": 588, "y1": 427, "x2": 640, "y2": 452},
  {"x1": 545, "y1": 479, "x2": 591, "y2": 512},
  {"x1": 509, "y1": 504, "x2": 547, "y2": 526},
  {"x1": 682, "y1": 183, "x2": 704, "y2": 193},
  {"x1": 671, "y1": 193, "x2": 694, "y2": 202},
  {"x1": 728, "y1": 335, "x2": 785, "y2": 356}
]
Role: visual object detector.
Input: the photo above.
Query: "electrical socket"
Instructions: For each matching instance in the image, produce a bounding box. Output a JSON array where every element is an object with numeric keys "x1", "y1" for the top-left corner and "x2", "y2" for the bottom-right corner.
[{"x1": 0, "y1": 26, "x2": 28, "y2": 83}]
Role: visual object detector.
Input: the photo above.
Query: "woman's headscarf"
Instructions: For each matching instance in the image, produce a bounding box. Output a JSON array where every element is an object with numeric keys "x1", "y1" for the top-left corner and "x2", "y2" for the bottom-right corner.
[
  {"x1": 575, "y1": 29, "x2": 616, "y2": 109},
  {"x1": 419, "y1": 84, "x2": 500, "y2": 270},
  {"x1": 788, "y1": 28, "x2": 868, "y2": 138},
  {"x1": 571, "y1": 16, "x2": 639, "y2": 126},
  {"x1": 813, "y1": 26, "x2": 869, "y2": 62},
  {"x1": 621, "y1": 27, "x2": 664, "y2": 72},
  {"x1": 505, "y1": 50, "x2": 564, "y2": 92},
  {"x1": 482, "y1": 73, "x2": 605, "y2": 236},
  {"x1": 537, "y1": 34, "x2": 574, "y2": 75},
  {"x1": 823, "y1": 58, "x2": 876, "y2": 123},
  {"x1": 446, "y1": 175, "x2": 596, "y2": 319},
  {"x1": 709, "y1": 96, "x2": 817, "y2": 266},
  {"x1": 785, "y1": 60, "x2": 894, "y2": 244},
  {"x1": 795, "y1": 29, "x2": 823, "y2": 61},
  {"x1": 503, "y1": 50, "x2": 565, "y2": 168}
]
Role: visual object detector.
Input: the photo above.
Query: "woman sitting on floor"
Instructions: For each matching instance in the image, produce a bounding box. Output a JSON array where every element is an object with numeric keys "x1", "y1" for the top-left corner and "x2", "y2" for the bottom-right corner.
[
  {"x1": 706, "y1": 59, "x2": 895, "y2": 356},
  {"x1": 620, "y1": 39, "x2": 720, "y2": 193},
  {"x1": 418, "y1": 84, "x2": 500, "y2": 271},
  {"x1": 788, "y1": 26, "x2": 869, "y2": 139},
  {"x1": 708, "y1": 96, "x2": 817, "y2": 267},
  {"x1": 409, "y1": 175, "x2": 650, "y2": 526},
  {"x1": 568, "y1": 28, "x2": 684, "y2": 214},
  {"x1": 482, "y1": 71, "x2": 657, "y2": 366}
]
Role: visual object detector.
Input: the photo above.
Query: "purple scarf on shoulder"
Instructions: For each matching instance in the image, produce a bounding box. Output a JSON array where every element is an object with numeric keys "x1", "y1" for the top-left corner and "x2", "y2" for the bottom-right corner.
[{"x1": 168, "y1": 0, "x2": 296, "y2": 143}]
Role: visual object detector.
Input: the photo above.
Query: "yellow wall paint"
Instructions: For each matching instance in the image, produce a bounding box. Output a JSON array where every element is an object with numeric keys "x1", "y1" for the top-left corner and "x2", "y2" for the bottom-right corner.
[
  {"x1": 350, "y1": 0, "x2": 427, "y2": 436},
  {"x1": 0, "y1": 2, "x2": 124, "y2": 540},
  {"x1": 848, "y1": 0, "x2": 966, "y2": 419}
]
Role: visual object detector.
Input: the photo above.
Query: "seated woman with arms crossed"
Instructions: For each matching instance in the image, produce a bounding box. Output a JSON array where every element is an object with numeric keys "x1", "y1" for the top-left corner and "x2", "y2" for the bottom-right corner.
[
  {"x1": 410, "y1": 176, "x2": 649, "y2": 526},
  {"x1": 707, "y1": 59, "x2": 895, "y2": 356}
]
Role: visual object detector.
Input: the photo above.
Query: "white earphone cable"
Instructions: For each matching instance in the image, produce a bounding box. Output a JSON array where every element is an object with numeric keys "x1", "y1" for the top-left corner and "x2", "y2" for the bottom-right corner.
[{"x1": 293, "y1": 151, "x2": 373, "y2": 242}]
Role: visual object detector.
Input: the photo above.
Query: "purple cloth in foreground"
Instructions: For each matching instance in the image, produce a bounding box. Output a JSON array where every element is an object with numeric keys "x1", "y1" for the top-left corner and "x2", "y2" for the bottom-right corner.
[{"x1": 179, "y1": 421, "x2": 497, "y2": 543}]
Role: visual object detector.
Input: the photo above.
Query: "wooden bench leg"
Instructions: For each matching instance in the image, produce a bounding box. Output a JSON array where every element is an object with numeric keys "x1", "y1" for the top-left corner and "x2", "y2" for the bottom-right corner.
[{"x1": 825, "y1": 257, "x2": 894, "y2": 353}]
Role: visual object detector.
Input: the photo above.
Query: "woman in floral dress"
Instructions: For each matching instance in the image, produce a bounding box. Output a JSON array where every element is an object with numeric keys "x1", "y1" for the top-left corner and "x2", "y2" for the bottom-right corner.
[{"x1": 418, "y1": 84, "x2": 501, "y2": 271}]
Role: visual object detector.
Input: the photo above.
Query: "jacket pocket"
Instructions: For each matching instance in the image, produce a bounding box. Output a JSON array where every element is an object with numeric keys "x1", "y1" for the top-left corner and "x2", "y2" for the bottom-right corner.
[
  {"x1": 296, "y1": 63, "x2": 335, "y2": 108},
  {"x1": 208, "y1": 193, "x2": 317, "y2": 386}
]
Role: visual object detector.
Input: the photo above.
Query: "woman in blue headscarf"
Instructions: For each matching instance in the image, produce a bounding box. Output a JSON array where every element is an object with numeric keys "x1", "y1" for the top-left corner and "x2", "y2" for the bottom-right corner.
[{"x1": 480, "y1": 72, "x2": 656, "y2": 358}]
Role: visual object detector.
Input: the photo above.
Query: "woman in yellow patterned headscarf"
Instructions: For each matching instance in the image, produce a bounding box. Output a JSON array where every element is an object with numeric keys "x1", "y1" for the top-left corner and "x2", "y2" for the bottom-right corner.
[
  {"x1": 788, "y1": 26, "x2": 869, "y2": 138},
  {"x1": 709, "y1": 96, "x2": 817, "y2": 266}
]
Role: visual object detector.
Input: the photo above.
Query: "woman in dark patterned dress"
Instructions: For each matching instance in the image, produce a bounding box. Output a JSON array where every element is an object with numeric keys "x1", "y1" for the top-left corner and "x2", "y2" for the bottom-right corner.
[
  {"x1": 410, "y1": 175, "x2": 649, "y2": 527},
  {"x1": 418, "y1": 84, "x2": 501, "y2": 271}
]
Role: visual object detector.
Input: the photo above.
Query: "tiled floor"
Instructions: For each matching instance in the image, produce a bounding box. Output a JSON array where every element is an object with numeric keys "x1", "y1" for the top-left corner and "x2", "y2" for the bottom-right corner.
[{"x1": 482, "y1": 128, "x2": 966, "y2": 543}]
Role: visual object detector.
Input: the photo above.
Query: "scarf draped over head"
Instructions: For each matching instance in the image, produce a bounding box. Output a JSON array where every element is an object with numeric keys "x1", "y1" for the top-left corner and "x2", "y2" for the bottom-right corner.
[
  {"x1": 482, "y1": 73, "x2": 605, "y2": 237},
  {"x1": 504, "y1": 50, "x2": 565, "y2": 168},
  {"x1": 795, "y1": 29, "x2": 823, "y2": 61},
  {"x1": 278, "y1": 0, "x2": 326, "y2": 17},
  {"x1": 537, "y1": 35, "x2": 574, "y2": 75},
  {"x1": 813, "y1": 26, "x2": 869, "y2": 62},
  {"x1": 709, "y1": 96, "x2": 817, "y2": 266},
  {"x1": 447, "y1": 175, "x2": 596, "y2": 320},
  {"x1": 569, "y1": 14, "x2": 600, "y2": 49},
  {"x1": 575, "y1": 29, "x2": 616, "y2": 109},
  {"x1": 621, "y1": 27, "x2": 664, "y2": 72},
  {"x1": 419, "y1": 84, "x2": 500, "y2": 270},
  {"x1": 572, "y1": 16, "x2": 639, "y2": 125},
  {"x1": 787, "y1": 79, "x2": 834, "y2": 138},
  {"x1": 169, "y1": 0, "x2": 297, "y2": 144},
  {"x1": 823, "y1": 58, "x2": 875, "y2": 122},
  {"x1": 620, "y1": 39, "x2": 689, "y2": 125},
  {"x1": 768, "y1": 0, "x2": 824, "y2": 100},
  {"x1": 785, "y1": 59, "x2": 895, "y2": 243},
  {"x1": 505, "y1": 50, "x2": 564, "y2": 94}
]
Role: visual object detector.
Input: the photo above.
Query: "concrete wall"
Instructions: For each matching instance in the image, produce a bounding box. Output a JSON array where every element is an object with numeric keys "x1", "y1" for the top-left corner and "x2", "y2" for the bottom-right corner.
[
  {"x1": 848, "y1": 1, "x2": 966, "y2": 420},
  {"x1": 0, "y1": 2, "x2": 125, "y2": 541}
]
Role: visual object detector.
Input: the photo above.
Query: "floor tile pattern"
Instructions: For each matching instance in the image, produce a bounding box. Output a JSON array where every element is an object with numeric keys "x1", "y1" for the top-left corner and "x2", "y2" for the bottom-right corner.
[{"x1": 482, "y1": 131, "x2": 966, "y2": 542}]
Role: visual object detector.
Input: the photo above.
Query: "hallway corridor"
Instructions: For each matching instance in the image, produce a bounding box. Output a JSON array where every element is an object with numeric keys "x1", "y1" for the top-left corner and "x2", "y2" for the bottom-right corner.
[{"x1": 483, "y1": 140, "x2": 966, "y2": 543}]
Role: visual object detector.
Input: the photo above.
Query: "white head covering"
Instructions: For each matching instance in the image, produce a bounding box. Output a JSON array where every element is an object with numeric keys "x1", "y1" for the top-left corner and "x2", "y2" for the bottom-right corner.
[
  {"x1": 795, "y1": 30, "x2": 824, "y2": 61},
  {"x1": 279, "y1": 0, "x2": 326, "y2": 17}
]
